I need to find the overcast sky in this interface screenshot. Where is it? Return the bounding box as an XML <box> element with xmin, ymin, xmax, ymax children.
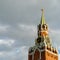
<box><xmin>0</xmin><ymin>0</ymin><xmax>60</xmax><ymax>60</ymax></box>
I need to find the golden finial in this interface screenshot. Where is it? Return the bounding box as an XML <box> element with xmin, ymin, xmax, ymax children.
<box><xmin>40</xmin><ymin>8</ymin><xmax>45</xmax><ymax>24</ymax></box>
<box><xmin>41</xmin><ymin>9</ymin><xmax>44</xmax><ymax>14</ymax></box>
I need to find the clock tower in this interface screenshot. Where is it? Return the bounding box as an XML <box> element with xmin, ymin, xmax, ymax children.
<box><xmin>28</xmin><ymin>9</ymin><xmax>58</xmax><ymax>60</ymax></box>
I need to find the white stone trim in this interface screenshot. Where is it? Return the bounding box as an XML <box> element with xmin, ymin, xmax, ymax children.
<box><xmin>40</xmin><ymin>51</ymin><xmax>41</xmax><ymax>60</ymax></box>
<box><xmin>28</xmin><ymin>47</ymin><xmax>42</xmax><ymax>60</ymax></box>
<box><xmin>28</xmin><ymin>49</ymin><xmax>58</xmax><ymax>56</ymax></box>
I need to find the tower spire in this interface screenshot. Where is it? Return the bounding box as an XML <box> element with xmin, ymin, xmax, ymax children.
<box><xmin>40</xmin><ymin>9</ymin><xmax>46</xmax><ymax>24</ymax></box>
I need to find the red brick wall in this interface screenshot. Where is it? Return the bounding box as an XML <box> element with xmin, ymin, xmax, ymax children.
<box><xmin>41</xmin><ymin>50</ymin><xmax>58</xmax><ymax>60</ymax></box>
<box><xmin>45</xmin><ymin>50</ymin><xmax>58</xmax><ymax>60</ymax></box>
<box><xmin>34</xmin><ymin>49</ymin><xmax>40</xmax><ymax>60</ymax></box>
<box><xmin>28</xmin><ymin>50</ymin><xmax>58</xmax><ymax>60</ymax></box>
<box><xmin>28</xmin><ymin>55</ymin><xmax>32</xmax><ymax>60</ymax></box>
<box><xmin>41</xmin><ymin>51</ymin><xmax>46</xmax><ymax>60</ymax></box>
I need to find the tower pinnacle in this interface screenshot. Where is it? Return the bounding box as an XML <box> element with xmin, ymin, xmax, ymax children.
<box><xmin>40</xmin><ymin>9</ymin><xmax>46</xmax><ymax>24</ymax></box>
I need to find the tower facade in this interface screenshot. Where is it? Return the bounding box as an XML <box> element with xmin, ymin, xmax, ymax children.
<box><xmin>28</xmin><ymin>9</ymin><xmax>58</xmax><ymax>60</ymax></box>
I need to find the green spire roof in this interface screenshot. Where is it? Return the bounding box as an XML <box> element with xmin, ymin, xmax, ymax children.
<box><xmin>40</xmin><ymin>9</ymin><xmax>46</xmax><ymax>24</ymax></box>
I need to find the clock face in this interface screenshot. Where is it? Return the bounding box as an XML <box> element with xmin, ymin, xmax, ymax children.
<box><xmin>37</xmin><ymin>36</ymin><xmax>44</xmax><ymax>44</ymax></box>
<box><xmin>37</xmin><ymin>39</ymin><xmax>41</xmax><ymax>43</ymax></box>
<box><xmin>37</xmin><ymin>37</ymin><xmax>41</xmax><ymax>43</ymax></box>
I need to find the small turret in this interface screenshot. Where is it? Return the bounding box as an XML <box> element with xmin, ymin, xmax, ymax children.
<box><xmin>38</xmin><ymin>9</ymin><xmax>48</xmax><ymax>37</ymax></box>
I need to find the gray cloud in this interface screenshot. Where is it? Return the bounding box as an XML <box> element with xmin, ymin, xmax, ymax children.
<box><xmin>0</xmin><ymin>0</ymin><xmax>60</xmax><ymax>60</ymax></box>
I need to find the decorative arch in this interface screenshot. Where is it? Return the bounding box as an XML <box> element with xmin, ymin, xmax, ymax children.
<box><xmin>34</xmin><ymin>49</ymin><xmax>40</xmax><ymax>60</ymax></box>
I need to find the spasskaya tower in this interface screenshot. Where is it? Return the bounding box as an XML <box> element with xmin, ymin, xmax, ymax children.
<box><xmin>28</xmin><ymin>9</ymin><xmax>58</xmax><ymax>60</ymax></box>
